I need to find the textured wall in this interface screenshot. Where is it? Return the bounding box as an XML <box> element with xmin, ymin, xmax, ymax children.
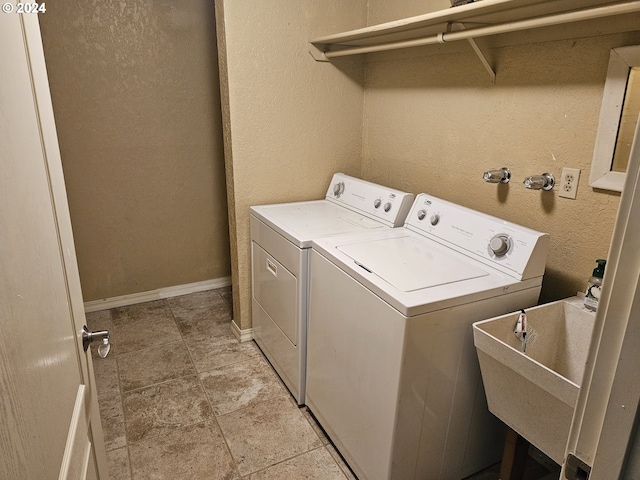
<box><xmin>367</xmin><ymin>0</ymin><xmax>450</xmax><ymax>24</ymax></box>
<box><xmin>45</xmin><ymin>0</ymin><xmax>639</xmax><ymax>318</ymax></box>
<box><xmin>215</xmin><ymin>0</ymin><xmax>367</xmax><ymax>329</ymax></box>
<box><xmin>39</xmin><ymin>0</ymin><xmax>230</xmax><ymax>301</ymax></box>
<box><xmin>361</xmin><ymin>30</ymin><xmax>640</xmax><ymax>303</ymax></box>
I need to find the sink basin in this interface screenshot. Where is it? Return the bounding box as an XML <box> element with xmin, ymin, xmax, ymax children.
<box><xmin>473</xmin><ymin>297</ymin><xmax>596</xmax><ymax>464</ymax></box>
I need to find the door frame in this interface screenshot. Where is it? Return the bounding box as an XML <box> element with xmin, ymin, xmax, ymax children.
<box><xmin>563</xmin><ymin>115</ymin><xmax>640</xmax><ymax>478</ymax></box>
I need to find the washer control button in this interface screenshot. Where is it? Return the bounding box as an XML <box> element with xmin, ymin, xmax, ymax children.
<box><xmin>417</xmin><ymin>209</ymin><xmax>427</xmax><ymax>220</ymax></box>
<box><xmin>384</xmin><ymin>202</ymin><xmax>392</xmax><ymax>212</ymax></box>
<box><xmin>430</xmin><ymin>214</ymin><xmax>440</xmax><ymax>226</ymax></box>
<box><xmin>374</xmin><ymin>198</ymin><xmax>382</xmax><ymax>209</ymax></box>
<box><xmin>333</xmin><ymin>182</ymin><xmax>345</xmax><ymax>197</ymax></box>
<box><xmin>489</xmin><ymin>234</ymin><xmax>511</xmax><ymax>256</ymax></box>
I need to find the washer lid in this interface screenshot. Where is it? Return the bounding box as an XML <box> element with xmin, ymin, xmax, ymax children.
<box><xmin>337</xmin><ymin>235</ymin><xmax>489</xmax><ymax>292</ymax></box>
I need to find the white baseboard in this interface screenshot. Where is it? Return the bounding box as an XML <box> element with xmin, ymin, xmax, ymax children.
<box><xmin>231</xmin><ymin>319</ymin><xmax>254</xmax><ymax>343</ymax></box>
<box><xmin>83</xmin><ymin>277</ymin><xmax>232</xmax><ymax>313</ymax></box>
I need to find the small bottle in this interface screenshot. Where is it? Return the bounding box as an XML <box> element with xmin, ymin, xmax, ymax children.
<box><xmin>584</xmin><ymin>259</ymin><xmax>606</xmax><ymax>311</ymax></box>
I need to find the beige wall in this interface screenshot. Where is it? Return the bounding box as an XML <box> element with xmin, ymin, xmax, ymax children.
<box><xmin>361</xmin><ymin>29</ymin><xmax>640</xmax><ymax>303</ymax></box>
<box><xmin>215</xmin><ymin>0</ymin><xmax>367</xmax><ymax>329</ymax></box>
<box><xmin>367</xmin><ymin>0</ymin><xmax>451</xmax><ymax>24</ymax></box>
<box><xmin>39</xmin><ymin>0</ymin><xmax>230</xmax><ymax>301</ymax></box>
<box><xmin>40</xmin><ymin>0</ymin><xmax>640</xmax><ymax>320</ymax></box>
<box><xmin>218</xmin><ymin>2</ymin><xmax>640</xmax><ymax>329</ymax></box>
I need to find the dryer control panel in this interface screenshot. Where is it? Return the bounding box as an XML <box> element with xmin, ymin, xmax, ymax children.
<box><xmin>325</xmin><ymin>173</ymin><xmax>414</xmax><ymax>228</ymax></box>
<box><xmin>405</xmin><ymin>194</ymin><xmax>550</xmax><ymax>280</ymax></box>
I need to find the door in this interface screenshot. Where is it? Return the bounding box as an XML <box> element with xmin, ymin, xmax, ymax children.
<box><xmin>0</xmin><ymin>12</ymin><xmax>107</xmax><ymax>480</ymax></box>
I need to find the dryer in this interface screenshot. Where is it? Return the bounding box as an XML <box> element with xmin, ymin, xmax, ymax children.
<box><xmin>250</xmin><ymin>173</ymin><xmax>413</xmax><ymax>405</ymax></box>
<box><xmin>306</xmin><ymin>193</ymin><xmax>550</xmax><ymax>480</ymax></box>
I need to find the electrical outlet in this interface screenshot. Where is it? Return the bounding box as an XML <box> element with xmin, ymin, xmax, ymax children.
<box><xmin>559</xmin><ymin>167</ymin><xmax>581</xmax><ymax>199</ymax></box>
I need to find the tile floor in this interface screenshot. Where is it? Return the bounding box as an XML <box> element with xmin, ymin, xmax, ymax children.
<box><xmin>88</xmin><ymin>287</ymin><xmax>557</xmax><ymax>480</ymax></box>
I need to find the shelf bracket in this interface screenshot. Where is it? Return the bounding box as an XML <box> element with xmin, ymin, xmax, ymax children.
<box><xmin>450</xmin><ymin>22</ymin><xmax>495</xmax><ymax>84</ymax></box>
<box><xmin>309</xmin><ymin>43</ymin><xmax>329</xmax><ymax>62</ymax></box>
<box><xmin>467</xmin><ymin>37</ymin><xmax>496</xmax><ymax>84</ymax></box>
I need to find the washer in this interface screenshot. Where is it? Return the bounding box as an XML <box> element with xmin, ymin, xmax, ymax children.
<box><xmin>306</xmin><ymin>193</ymin><xmax>550</xmax><ymax>480</ymax></box>
<box><xmin>250</xmin><ymin>173</ymin><xmax>414</xmax><ymax>405</ymax></box>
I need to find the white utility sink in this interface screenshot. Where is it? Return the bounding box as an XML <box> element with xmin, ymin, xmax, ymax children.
<box><xmin>473</xmin><ymin>297</ymin><xmax>596</xmax><ymax>465</ymax></box>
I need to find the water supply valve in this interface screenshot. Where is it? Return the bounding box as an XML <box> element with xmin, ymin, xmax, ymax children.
<box><xmin>483</xmin><ymin>167</ymin><xmax>511</xmax><ymax>184</ymax></box>
<box><xmin>523</xmin><ymin>172</ymin><xmax>555</xmax><ymax>191</ymax></box>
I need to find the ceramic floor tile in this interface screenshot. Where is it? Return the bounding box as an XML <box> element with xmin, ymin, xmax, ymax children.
<box><xmin>182</xmin><ymin>318</ymin><xmax>232</xmax><ymax>339</ymax></box>
<box><xmin>112</xmin><ymin>299</ymin><xmax>168</xmax><ymax>318</ymax></box>
<box><xmin>220</xmin><ymin>289</ymin><xmax>233</xmax><ymax>313</ymax></box>
<box><xmin>92</xmin><ymin>355</ymin><xmax>120</xmax><ymax>399</ymax></box>
<box><xmin>301</xmin><ymin>406</ymin><xmax>330</xmax><ymax>446</ymax></box>
<box><xmin>94</xmin><ymin>289</ymin><xmax>552</xmax><ymax>480</ymax></box>
<box><xmin>173</xmin><ymin>308</ymin><xmax>233</xmax><ymax>337</ymax></box>
<box><xmin>172</xmin><ymin>307</ymin><xmax>232</xmax><ymax>336</ymax></box>
<box><xmin>167</xmin><ymin>290</ymin><xmax>229</xmax><ymax>313</ymax></box>
<box><xmin>106</xmin><ymin>446</ymin><xmax>131</xmax><ymax>480</ymax></box>
<box><xmin>117</xmin><ymin>341</ymin><xmax>195</xmax><ymax>392</ymax></box>
<box><xmin>98</xmin><ymin>394</ymin><xmax>126</xmax><ymax>451</ymax></box>
<box><xmin>89</xmin><ymin>290</ymin><xmax>374</xmax><ymax>479</ymax></box>
<box><xmin>216</xmin><ymin>286</ymin><xmax>232</xmax><ymax>297</ymax></box>
<box><xmin>326</xmin><ymin>444</ymin><xmax>359</xmax><ymax>480</ymax></box>
<box><xmin>248</xmin><ymin>446</ymin><xmax>347</xmax><ymax>479</ymax></box>
<box><xmin>86</xmin><ymin>309</ymin><xmax>113</xmax><ymax>330</ymax></box>
<box><xmin>123</xmin><ymin>375</ymin><xmax>214</xmax><ymax>443</ymax></box>
<box><xmin>200</xmin><ymin>357</ymin><xmax>287</xmax><ymax>416</ymax></box>
<box><xmin>112</xmin><ymin>300</ymin><xmax>181</xmax><ymax>354</ymax></box>
<box><xmin>185</xmin><ymin>331</ymin><xmax>261</xmax><ymax>373</ymax></box>
<box><xmin>217</xmin><ymin>395</ymin><xmax>322</xmax><ymax>476</ymax></box>
<box><xmin>128</xmin><ymin>422</ymin><xmax>239</xmax><ymax>480</ymax></box>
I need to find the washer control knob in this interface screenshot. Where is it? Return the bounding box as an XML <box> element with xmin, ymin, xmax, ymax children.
<box><xmin>383</xmin><ymin>202</ymin><xmax>392</xmax><ymax>212</ymax></box>
<box><xmin>489</xmin><ymin>235</ymin><xmax>510</xmax><ymax>256</ymax></box>
<box><xmin>430</xmin><ymin>214</ymin><xmax>440</xmax><ymax>226</ymax></box>
<box><xmin>374</xmin><ymin>198</ymin><xmax>382</xmax><ymax>209</ymax></box>
<box><xmin>333</xmin><ymin>182</ymin><xmax>345</xmax><ymax>197</ymax></box>
<box><xmin>417</xmin><ymin>209</ymin><xmax>427</xmax><ymax>220</ymax></box>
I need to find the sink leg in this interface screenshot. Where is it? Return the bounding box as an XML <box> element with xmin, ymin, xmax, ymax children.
<box><xmin>499</xmin><ymin>428</ymin><xmax>529</xmax><ymax>480</ymax></box>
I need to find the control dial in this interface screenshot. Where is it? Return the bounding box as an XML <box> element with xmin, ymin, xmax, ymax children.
<box><xmin>417</xmin><ymin>209</ymin><xmax>426</xmax><ymax>220</ymax></box>
<box><xmin>374</xmin><ymin>198</ymin><xmax>382</xmax><ymax>209</ymax></box>
<box><xmin>489</xmin><ymin>234</ymin><xmax>511</xmax><ymax>257</ymax></box>
<box><xmin>333</xmin><ymin>182</ymin><xmax>345</xmax><ymax>198</ymax></box>
<box><xmin>430</xmin><ymin>214</ymin><xmax>440</xmax><ymax>226</ymax></box>
<box><xmin>384</xmin><ymin>202</ymin><xmax>392</xmax><ymax>212</ymax></box>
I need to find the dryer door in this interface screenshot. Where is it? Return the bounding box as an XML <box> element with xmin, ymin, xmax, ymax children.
<box><xmin>252</xmin><ymin>242</ymin><xmax>298</xmax><ymax>345</ymax></box>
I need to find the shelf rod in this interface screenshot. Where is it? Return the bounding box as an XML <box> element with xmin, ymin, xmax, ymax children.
<box><xmin>320</xmin><ymin>0</ymin><xmax>640</xmax><ymax>59</ymax></box>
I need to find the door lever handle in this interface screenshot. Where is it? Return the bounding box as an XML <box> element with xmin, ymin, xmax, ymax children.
<box><xmin>82</xmin><ymin>325</ymin><xmax>111</xmax><ymax>358</ymax></box>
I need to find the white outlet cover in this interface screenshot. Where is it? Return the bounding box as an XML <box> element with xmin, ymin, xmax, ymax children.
<box><xmin>559</xmin><ymin>167</ymin><xmax>581</xmax><ymax>199</ymax></box>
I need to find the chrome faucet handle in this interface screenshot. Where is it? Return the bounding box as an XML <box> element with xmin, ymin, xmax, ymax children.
<box><xmin>483</xmin><ymin>168</ymin><xmax>511</xmax><ymax>184</ymax></box>
<box><xmin>523</xmin><ymin>172</ymin><xmax>555</xmax><ymax>191</ymax></box>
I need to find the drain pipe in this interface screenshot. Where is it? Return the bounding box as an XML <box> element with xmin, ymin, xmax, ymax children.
<box><xmin>320</xmin><ymin>1</ymin><xmax>640</xmax><ymax>59</ymax></box>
